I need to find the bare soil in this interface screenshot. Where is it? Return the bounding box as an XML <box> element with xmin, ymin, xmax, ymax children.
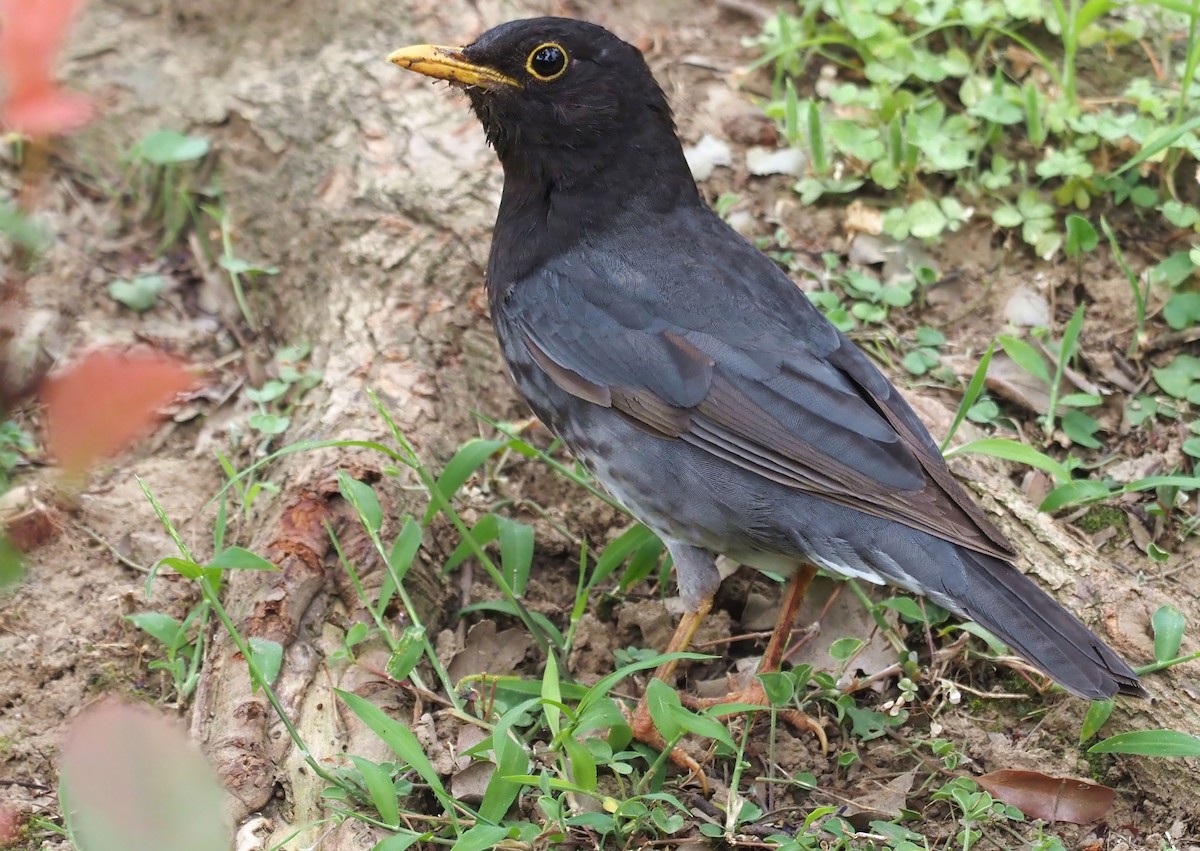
<box><xmin>2</xmin><ymin>1</ymin><xmax>1199</xmax><ymax>849</ymax></box>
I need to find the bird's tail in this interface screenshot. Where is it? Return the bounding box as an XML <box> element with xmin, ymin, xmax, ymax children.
<box><xmin>952</xmin><ymin>551</ymin><xmax>1146</xmax><ymax>700</ymax></box>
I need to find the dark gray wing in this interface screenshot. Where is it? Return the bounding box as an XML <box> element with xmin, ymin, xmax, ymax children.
<box><xmin>508</xmin><ymin>250</ymin><xmax>1016</xmax><ymax>562</ymax></box>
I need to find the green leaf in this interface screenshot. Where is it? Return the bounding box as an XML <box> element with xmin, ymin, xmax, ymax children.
<box><xmin>1064</xmin><ymin>215</ymin><xmax>1098</xmax><ymax>257</ymax></box>
<box><xmin>946</xmin><ymin>437</ymin><xmax>1071</xmax><ymax>482</ymax></box>
<box><xmin>423</xmin><ymin>439</ymin><xmax>507</xmax><ymax>524</ymax></box>
<box><xmin>591</xmin><ymin>524</ymin><xmax>658</xmax><ymax>587</ymax></box>
<box><xmin>947</xmin><ymin>621</ymin><xmax>1007</xmax><ymax>655</ymax></box>
<box><xmin>576</xmin><ymin>652</ymin><xmax>709</xmax><ymax>718</ymax></box>
<box><xmin>108</xmin><ymin>275</ymin><xmax>169</xmax><ymax>312</ymax></box>
<box><xmin>680</xmin><ymin>708</ymin><xmax>736</xmax><ymax>751</ymax></box>
<box><xmin>877</xmin><ymin>597</ymin><xmax>928</xmax><ymax>623</ymax></box>
<box><xmin>998</xmin><ymin>336</ymin><xmax>1051</xmax><ymax>383</ymax></box>
<box><xmin>133</xmin><ymin>129</ymin><xmax>211</xmax><ymax>164</ymax></box>
<box><xmin>380</xmin><ymin>516</ymin><xmax>422</xmax><ymax>609</ymax></box>
<box><xmin>807</xmin><ymin>98</ymin><xmax>828</xmax><ymax>174</ymax></box>
<box><xmin>0</xmin><ymin>201</ymin><xmax>46</xmax><ymax>250</ymax></box>
<box><xmin>916</xmin><ymin>326</ymin><xmax>946</xmax><ymax>347</ymax></box>
<box><xmin>1153</xmin><ymin>355</ymin><xmax>1200</xmax><ymax>398</ymax></box>
<box><xmin>1079</xmin><ymin>699</ymin><xmax>1114</xmax><ymax>744</ymax></box>
<box><xmin>563</xmin><ymin>735</ymin><xmax>597</xmax><ymax>793</ymax></box>
<box><xmin>158</xmin><ymin>555</ymin><xmax>203</xmax><ymax>579</ymax></box>
<box><xmin>450</xmin><ymin>825</ymin><xmax>511</xmax><ymax>851</ymax></box>
<box><xmin>344</xmin><ymin>622</ymin><xmax>370</xmax><ymax>648</ymax></box>
<box><xmin>1089</xmin><ymin>730</ymin><xmax>1200</xmax><ymax>757</ymax></box>
<box><xmin>969</xmin><ymin>94</ymin><xmax>1022</xmax><ymax>124</ymax></box>
<box><xmin>1113</xmin><ymin>113</ymin><xmax>1200</xmax><ymax>176</ymax></box>
<box><xmin>248</xmin><ymin>637</ymin><xmax>283</xmax><ymax>687</ymax></box>
<box><xmin>829</xmin><ymin>637</ymin><xmax>865</xmax><ymax>662</ymax></box>
<box><xmin>1163</xmin><ymin>293</ymin><xmax>1200</xmax><ymax>331</ymax></box>
<box><xmin>992</xmin><ymin>205</ymin><xmax>1023</xmax><ymax>228</ymax></box>
<box><xmin>903</xmin><ymin>350</ymin><xmax>931</xmax><ymax>375</ymax></box>
<box><xmin>126</xmin><ymin>612</ymin><xmax>185</xmax><ymax>649</ymax></box>
<box><xmin>373</xmin><ymin>833</ymin><xmax>425</xmax><ymax>851</ymax></box>
<box><xmin>350</xmin><ymin>755</ymin><xmax>400</xmax><ymax>828</ymax></box>
<box><xmin>248</xmin><ymin>413</ymin><xmax>290</xmax><ymax>435</ymax></box>
<box><xmin>942</xmin><ymin>343</ymin><xmax>995</xmax><ymax>451</ymax></box>
<box><xmin>338</xmin><ymin>471</ymin><xmax>383</xmax><ymax>533</ymax></box>
<box><xmin>644</xmin><ymin>678</ymin><xmax>683</xmax><ymax>741</ymax></box>
<box><xmin>385</xmin><ymin>626</ymin><xmax>427</xmax><ymax>681</ymax></box>
<box><xmin>1151</xmin><ymin>605</ymin><xmax>1186</xmax><ymax>664</ymax></box>
<box><xmin>1149</xmin><ymin>251</ymin><xmax>1197</xmax><ymax>289</ymax></box>
<box><xmin>756</xmin><ymin>671</ymin><xmax>795</xmax><ymax>706</ymax></box>
<box><xmin>497</xmin><ymin>517</ymin><xmax>534</xmax><ymax>598</ymax></box>
<box><xmin>336</xmin><ymin>688</ymin><xmax>453</xmax><ymax>810</ymax></box>
<box><xmin>209</xmin><ymin>546</ymin><xmax>277</xmax><ymax>571</ymax></box>
<box><xmin>244</xmin><ymin>380</ymin><xmax>289</xmax><ymax>404</ymax></box>
<box><xmin>478</xmin><ymin>700</ymin><xmax>534</xmax><ymax>823</ymax></box>
<box><xmin>1040</xmin><ymin>479</ymin><xmax>1112</xmax><ymax>513</ymax></box>
<box><xmin>218</xmin><ymin>255</ymin><xmax>278</xmax><ymax>276</ymax></box>
<box><xmin>1061</xmin><ymin>410</ymin><xmax>1102</xmax><ymax>449</ymax></box>
<box><xmin>908</xmin><ymin>199</ymin><xmax>949</xmax><ymax>239</ymax></box>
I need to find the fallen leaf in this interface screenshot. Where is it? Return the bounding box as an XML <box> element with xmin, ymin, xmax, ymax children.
<box><xmin>0</xmin><ymin>0</ymin><xmax>92</xmax><ymax>136</ymax></box>
<box><xmin>840</xmin><ymin>769</ymin><xmax>916</xmax><ymax>828</ymax></box>
<box><xmin>61</xmin><ymin>701</ymin><xmax>231</xmax><ymax>851</ymax></box>
<box><xmin>976</xmin><ymin>769</ymin><xmax>1115</xmax><ymax>824</ymax></box>
<box><xmin>986</xmin><ymin>352</ymin><xmax>1051</xmax><ymax>414</ymax></box>
<box><xmin>446</xmin><ymin>619</ymin><xmax>532</xmax><ymax>684</ymax></box>
<box><xmin>40</xmin><ymin>348</ymin><xmax>196</xmax><ymax>477</ymax></box>
<box><xmin>789</xmin><ymin>576</ymin><xmax>898</xmax><ymax>679</ymax></box>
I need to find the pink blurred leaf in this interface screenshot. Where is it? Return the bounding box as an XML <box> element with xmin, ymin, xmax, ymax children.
<box><xmin>977</xmin><ymin>769</ymin><xmax>1115</xmax><ymax>824</ymax></box>
<box><xmin>61</xmin><ymin>701</ymin><xmax>230</xmax><ymax>851</ymax></box>
<box><xmin>41</xmin><ymin>349</ymin><xmax>196</xmax><ymax>476</ymax></box>
<box><xmin>0</xmin><ymin>0</ymin><xmax>92</xmax><ymax>136</ymax></box>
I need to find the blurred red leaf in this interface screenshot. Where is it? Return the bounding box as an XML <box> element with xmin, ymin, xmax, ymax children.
<box><xmin>62</xmin><ymin>701</ymin><xmax>231</xmax><ymax>851</ymax></box>
<box><xmin>41</xmin><ymin>349</ymin><xmax>195</xmax><ymax>476</ymax></box>
<box><xmin>977</xmin><ymin>769</ymin><xmax>1116</xmax><ymax>825</ymax></box>
<box><xmin>0</xmin><ymin>804</ymin><xmax>21</xmax><ymax>845</ymax></box>
<box><xmin>0</xmin><ymin>0</ymin><xmax>92</xmax><ymax>136</ymax></box>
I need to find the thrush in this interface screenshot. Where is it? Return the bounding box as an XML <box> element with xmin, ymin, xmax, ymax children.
<box><xmin>389</xmin><ymin>17</ymin><xmax>1146</xmax><ymax>764</ymax></box>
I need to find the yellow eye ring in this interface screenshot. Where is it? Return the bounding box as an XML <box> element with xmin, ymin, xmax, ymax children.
<box><xmin>526</xmin><ymin>43</ymin><xmax>568</xmax><ymax>81</ymax></box>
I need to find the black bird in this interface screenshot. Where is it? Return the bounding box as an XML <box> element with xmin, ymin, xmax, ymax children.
<box><xmin>389</xmin><ymin>17</ymin><xmax>1145</xmax><ymax>759</ymax></box>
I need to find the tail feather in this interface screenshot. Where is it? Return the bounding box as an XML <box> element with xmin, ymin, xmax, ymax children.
<box><xmin>950</xmin><ymin>551</ymin><xmax>1146</xmax><ymax>700</ymax></box>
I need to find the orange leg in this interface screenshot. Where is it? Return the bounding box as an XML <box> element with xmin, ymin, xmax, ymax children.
<box><xmin>680</xmin><ymin>563</ymin><xmax>828</xmax><ymax>752</ymax></box>
<box><xmin>629</xmin><ymin>598</ymin><xmax>712</xmax><ymax>779</ymax></box>
<box><xmin>629</xmin><ymin>563</ymin><xmax>829</xmax><ymax>785</ymax></box>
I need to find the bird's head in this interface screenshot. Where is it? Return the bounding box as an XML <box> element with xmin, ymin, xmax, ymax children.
<box><xmin>389</xmin><ymin>18</ymin><xmax>686</xmax><ymax>190</ymax></box>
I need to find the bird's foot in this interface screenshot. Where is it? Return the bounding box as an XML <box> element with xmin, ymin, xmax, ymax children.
<box><xmin>679</xmin><ymin>677</ymin><xmax>829</xmax><ymax>753</ymax></box>
<box><xmin>626</xmin><ymin>698</ymin><xmax>708</xmax><ymax>789</ymax></box>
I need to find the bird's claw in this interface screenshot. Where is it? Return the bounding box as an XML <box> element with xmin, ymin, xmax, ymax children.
<box><xmin>623</xmin><ymin>698</ymin><xmax>709</xmax><ymax>791</ymax></box>
<box><xmin>678</xmin><ymin>678</ymin><xmax>830</xmax><ymax>753</ymax></box>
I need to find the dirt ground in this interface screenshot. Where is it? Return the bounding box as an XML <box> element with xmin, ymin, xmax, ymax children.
<box><xmin>2</xmin><ymin>0</ymin><xmax>1200</xmax><ymax>849</ymax></box>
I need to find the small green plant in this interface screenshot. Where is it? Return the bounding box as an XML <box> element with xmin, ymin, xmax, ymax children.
<box><xmin>754</xmin><ymin>0</ymin><xmax>1200</xmax><ymax>256</ymax></box>
<box><xmin>126</xmin><ymin>129</ymin><xmax>213</xmax><ymax>250</ymax></box>
<box><xmin>931</xmin><ymin>776</ymin><xmax>1025</xmax><ymax>850</ymax></box>
<box><xmin>802</xmin><ymin>252</ymin><xmax>932</xmax><ymax>332</ymax></box>
<box><xmin>126</xmin><ymin>602</ymin><xmax>209</xmax><ymax>701</ymax></box>
<box><xmin>0</xmin><ymin>418</ymin><xmax>34</xmax><ymax>490</ymax></box>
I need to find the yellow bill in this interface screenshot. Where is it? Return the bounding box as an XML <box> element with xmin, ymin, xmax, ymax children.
<box><xmin>388</xmin><ymin>44</ymin><xmax>521</xmax><ymax>89</ymax></box>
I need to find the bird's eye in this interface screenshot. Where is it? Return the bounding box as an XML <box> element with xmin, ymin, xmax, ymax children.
<box><xmin>526</xmin><ymin>43</ymin><xmax>568</xmax><ymax>81</ymax></box>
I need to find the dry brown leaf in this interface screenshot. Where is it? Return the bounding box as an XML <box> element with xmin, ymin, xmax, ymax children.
<box><xmin>986</xmin><ymin>352</ymin><xmax>1051</xmax><ymax>415</ymax></box>
<box><xmin>841</xmin><ymin>769</ymin><xmax>916</xmax><ymax>828</ymax></box>
<box><xmin>447</xmin><ymin>619</ymin><xmax>532</xmax><ymax>684</ymax></box>
<box><xmin>977</xmin><ymin>769</ymin><xmax>1115</xmax><ymax>824</ymax></box>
